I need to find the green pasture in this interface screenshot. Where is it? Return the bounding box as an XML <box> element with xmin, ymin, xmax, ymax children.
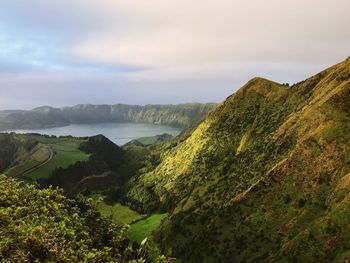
<box><xmin>128</xmin><ymin>213</ymin><xmax>168</xmax><ymax>244</ymax></box>
<box><xmin>91</xmin><ymin>194</ymin><xmax>143</xmax><ymax>225</ymax></box>
<box><xmin>25</xmin><ymin>136</ymin><xmax>89</xmax><ymax>180</ymax></box>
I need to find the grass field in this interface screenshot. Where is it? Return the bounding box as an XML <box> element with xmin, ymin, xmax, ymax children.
<box><xmin>25</xmin><ymin>136</ymin><xmax>89</xmax><ymax>180</ymax></box>
<box><xmin>91</xmin><ymin>194</ymin><xmax>143</xmax><ymax>224</ymax></box>
<box><xmin>5</xmin><ymin>144</ymin><xmax>51</xmax><ymax>177</ymax></box>
<box><xmin>90</xmin><ymin>195</ymin><xmax>166</xmax><ymax>244</ymax></box>
<box><xmin>128</xmin><ymin>213</ymin><xmax>168</xmax><ymax>244</ymax></box>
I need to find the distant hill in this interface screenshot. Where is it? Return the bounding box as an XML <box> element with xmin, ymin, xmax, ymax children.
<box><xmin>125</xmin><ymin>57</ymin><xmax>350</xmax><ymax>262</ymax></box>
<box><xmin>0</xmin><ymin>103</ymin><xmax>217</xmax><ymax>130</ymax></box>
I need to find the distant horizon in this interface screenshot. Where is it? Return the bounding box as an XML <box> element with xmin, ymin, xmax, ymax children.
<box><xmin>0</xmin><ymin>101</ymin><xmax>219</xmax><ymax>111</ymax></box>
<box><xmin>1</xmin><ymin>55</ymin><xmax>348</xmax><ymax>111</ymax></box>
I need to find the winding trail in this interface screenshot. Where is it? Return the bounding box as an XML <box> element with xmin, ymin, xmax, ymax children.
<box><xmin>18</xmin><ymin>145</ymin><xmax>54</xmax><ymax>178</ymax></box>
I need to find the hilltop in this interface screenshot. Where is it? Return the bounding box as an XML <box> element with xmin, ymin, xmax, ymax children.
<box><xmin>125</xmin><ymin>57</ymin><xmax>350</xmax><ymax>262</ymax></box>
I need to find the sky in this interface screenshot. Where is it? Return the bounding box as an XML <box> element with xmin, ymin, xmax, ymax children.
<box><xmin>0</xmin><ymin>0</ymin><xmax>349</xmax><ymax>110</ymax></box>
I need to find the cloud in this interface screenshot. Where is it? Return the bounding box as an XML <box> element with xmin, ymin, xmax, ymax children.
<box><xmin>0</xmin><ymin>0</ymin><xmax>349</xmax><ymax>108</ymax></box>
<box><xmin>71</xmin><ymin>0</ymin><xmax>350</xmax><ymax>67</ymax></box>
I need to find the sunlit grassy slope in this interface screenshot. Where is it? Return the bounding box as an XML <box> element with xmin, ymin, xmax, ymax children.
<box><xmin>126</xmin><ymin>57</ymin><xmax>350</xmax><ymax>262</ymax></box>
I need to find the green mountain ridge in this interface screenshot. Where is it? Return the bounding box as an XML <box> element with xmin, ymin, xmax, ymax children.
<box><xmin>125</xmin><ymin>57</ymin><xmax>350</xmax><ymax>262</ymax></box>
<box><xmin>0</xmin><ymin>103</ymin><xmax>217</xmax><ymax>130</ymax></box>
<box><xmin>1</xmin><ymin>57</ymin><xmax>350</xmax><ymax>262</ymax></box>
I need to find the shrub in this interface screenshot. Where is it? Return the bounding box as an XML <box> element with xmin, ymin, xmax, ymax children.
<box><xmin>0</xmin><ymin>175</ymin><xmax>150</xmax><ymax>262</ymax></box>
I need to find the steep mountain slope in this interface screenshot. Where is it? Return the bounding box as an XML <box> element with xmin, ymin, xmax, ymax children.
<box><xmin>0</xmin><ymin>103</ymin><xmax>216</xmax><ymax>130</ymax></box>
<box><xmin>126</xmin><ymin>57</ymin><xmax>350</xmax><ymax>262</ymax></box>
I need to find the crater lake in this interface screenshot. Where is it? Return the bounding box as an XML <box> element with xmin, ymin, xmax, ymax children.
<box><xmin>7</xmin><ymin>122</ymin><xmax>182</xmax><ymax>145</ymax></box>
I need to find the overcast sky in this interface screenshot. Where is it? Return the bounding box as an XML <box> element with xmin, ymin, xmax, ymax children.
<box><xmin>0</xmin><ymin>0</ymin><xmax>349</xmax><ymax>109</ymax></box>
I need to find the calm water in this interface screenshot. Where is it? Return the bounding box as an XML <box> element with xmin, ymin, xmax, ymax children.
<box><xmin>8</xmin><ymin>123</ymin><xmax>182</xmax><ymax>146</ymax></box>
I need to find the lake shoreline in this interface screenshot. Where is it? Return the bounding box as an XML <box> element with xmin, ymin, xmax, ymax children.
<box><xmin>4</xmin><ymin>122</ymin><xmax>183</xmax><ymax>146</ymax></box>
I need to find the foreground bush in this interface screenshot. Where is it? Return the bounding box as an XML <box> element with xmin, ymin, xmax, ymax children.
<box><xmin>0</xmin><ymin>174</ymin><xmax>148</xmax><ymax>262</ymax></box>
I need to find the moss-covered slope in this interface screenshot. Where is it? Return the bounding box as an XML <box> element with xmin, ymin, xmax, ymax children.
<box><xmin>126</xmin><ymin>57</ymin><xmax>350</xmax><ymax>262</ymax></box>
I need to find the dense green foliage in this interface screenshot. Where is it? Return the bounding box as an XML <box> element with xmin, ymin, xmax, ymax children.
<box><xmin>125</xmin><ymin>57</ymin><xmax>350</xmax><ymax>262</ymax></box>
<box><xmin>0</xmin><ymin>175</ymin><xmax>152</xmax><ymax>262</ymax></box>
<box><xmin>0</xmin><ymin>103</ymin><xmax>216</xmax><ymax>130</ymax></box>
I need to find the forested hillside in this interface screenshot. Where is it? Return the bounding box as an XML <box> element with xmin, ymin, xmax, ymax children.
<box><xmin>0</xmin><ymin>103</ymin><xmax>216</xmax><ymax>130</ymax></box>
<box><xmin>126</xmin><ymin>57</ymin><xmax>350</xmax><ymax>262</ymax></box>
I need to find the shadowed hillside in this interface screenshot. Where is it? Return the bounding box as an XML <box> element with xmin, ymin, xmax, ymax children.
<box><xmin>126</xmin><ymin>57</ymin><xmax>350</xmax><ymax>262</ymax></box>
